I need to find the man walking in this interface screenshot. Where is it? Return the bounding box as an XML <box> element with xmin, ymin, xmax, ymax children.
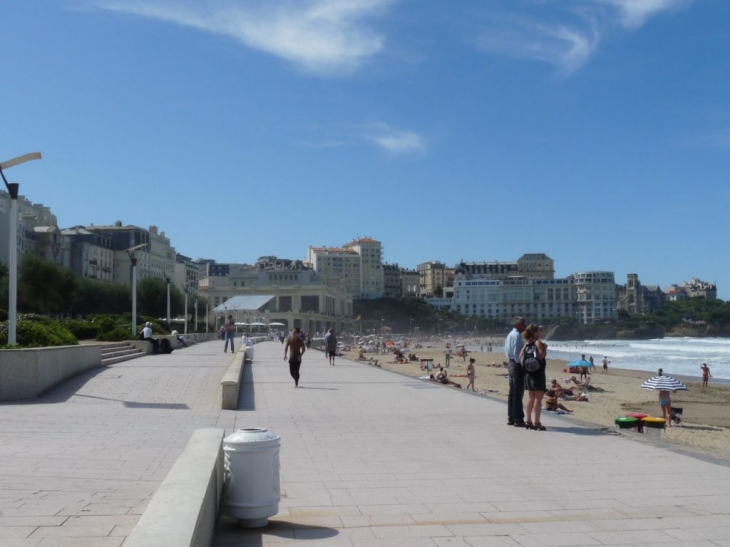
<box><xmin>223</xmin><ymin>314</ymin><xmax>236</xmax><ymax>353</ymax></box>
<box><xmin>505</xmin><ymin>316</ymin><xmax>527</xmax><ymax>427</ymax></box>
<box><xmin>324</xmin><ymin>328</ymin><xmax>337</xmax><ymax>366</ymax></box>
<box><xmin>284</xmin><ymin>327</ymin><xmax>306</xmax><ymax>387</ymax></box>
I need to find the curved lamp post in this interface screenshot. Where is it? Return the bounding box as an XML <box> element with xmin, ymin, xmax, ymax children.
<box><xmin>125</xmin><ymin>243</ymin><xmax>148</xmax><ymax>336</ymax></box>
<box><xmin>0</xmin><ymin>152</ymin><xmax>42</xmax><ymax>345</ymax></box>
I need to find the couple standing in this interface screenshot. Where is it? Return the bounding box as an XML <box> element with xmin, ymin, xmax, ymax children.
<box><xmin>505</xmin><ymin>316</ymin><xmax>548</xmax><ymax>430</ymax></box>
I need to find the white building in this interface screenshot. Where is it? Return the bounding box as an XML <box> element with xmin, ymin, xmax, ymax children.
<box><xmin>199</xmin><ymin>260</ymin><xmax>353</xmax><ymax>333</ymax></box>
<box><xmin>61</xmin><ymin>226</ymin><xmax>114</xmax><ymax>281</ymax></box>
<box><xmin>307</xmin><ymin>237</ymin><xmax>384</xmax><ymax>299</ymax></box>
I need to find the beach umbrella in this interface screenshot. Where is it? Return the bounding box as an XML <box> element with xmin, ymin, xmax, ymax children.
<box><xmin>640</xmin><ymin>375</ymin><xmax>688</xmax><ymax>392</ymax></box>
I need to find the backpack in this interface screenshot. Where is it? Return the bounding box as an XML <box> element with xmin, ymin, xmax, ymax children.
<box><xmin>159</xmin><ymin>338</ymin><xmax>174</xmax><ymax>354</ymax></box>
<box><xmin>521</xmin><ymin>343</ymin><xmax>541</xmax><ymax>373</ymax></box>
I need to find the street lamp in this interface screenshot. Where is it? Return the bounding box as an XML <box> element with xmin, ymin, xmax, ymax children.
<box><xmin>162</xmin><ymin>271</ymin><xmax>171</xmax><ymax>327</ymax></box>
<box><xmin>180</xmin><ymin>279</ymin><xmax>197</xmax><ymax>335</ymax></box>
<box><xmin>125</xmin><ymin>243</ymin><xmax>148</xmax><ymax>337</ymax></box>
<box><xmin>0</xmin><ymin>152</ymin><xmax>42</xmax><ymax>345</ymax></box>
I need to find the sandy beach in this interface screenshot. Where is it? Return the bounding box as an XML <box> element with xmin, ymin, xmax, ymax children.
<box><xmin>340</xmin><ymin>338</ymin><xmax>730</xmax><ymax>461</ymax></box>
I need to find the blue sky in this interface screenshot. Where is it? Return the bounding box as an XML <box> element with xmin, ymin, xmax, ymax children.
<box><xmin>3</xmin><ymin>0</ymin><xmax>729</xmax><ymax>298</ymax></box>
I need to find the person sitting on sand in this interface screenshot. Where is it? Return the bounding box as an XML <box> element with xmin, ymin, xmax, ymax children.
<box><xmin>358</xmin><ymin>347</ymin><xmax>366</xmax><ymax>360</ymax></box>
<box><xmin>429</xmin><ymin>370</ymin><xmax>462</xmax><ymax>389</ymax></box>
<box><xmin>551</xmin><ymin>379</ymin><xmax>574</xmax><ymax>396</ymax></box>
<box><xmin>544</xmin><ymin>389</ymin><xmax>573</xmax><ymax>413</ymax></box>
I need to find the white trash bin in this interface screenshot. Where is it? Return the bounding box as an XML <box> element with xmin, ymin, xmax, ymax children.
<box><xmin>244</xmin><ymin>345</ymin><xmax>254</xmax><ymax>363</ymax></box>
<box><xmin>224</xmin><ymin>428</ymin><xmax>281</xmax><ymax>528</ymax></box>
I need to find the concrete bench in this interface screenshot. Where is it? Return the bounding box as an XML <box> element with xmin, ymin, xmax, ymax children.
<box><xmin>125</xmin><ymin>428</ymin><xmax>225</xmax><ymax>547</ymax></box>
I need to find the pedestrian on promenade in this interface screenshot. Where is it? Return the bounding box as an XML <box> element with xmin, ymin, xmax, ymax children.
<box><xmin>520</xmin><ymin>324</ymin><xmax>547</xmax><ymax>431</ymax></box>
<box><xmin>223</xmin><ymin>315</ymin><xmax>235</xmax><ymax>353</ymax></box>
<box><xmin>505</xmin><ymin>316</ymin><xmax>527</xmax><ymax>427</ymax></box>
<box><xmin>701</xmin><ymin>363</ymin><xmax>712</xmax><ymax>388</ymax></box>
<box><xmin>285</xmin><ymin>327</ymin><xmax>307</xmax><ymax>387</ymax></box>
<box><xmin>324</xmin><ymin>328</ymin><xmax>337</xmax><ymax>365</ymax></box>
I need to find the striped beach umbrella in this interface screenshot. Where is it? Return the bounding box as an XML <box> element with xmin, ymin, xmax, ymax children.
<box><xmin>640</xmin><ymin>375</ymin><xmax>688</xmax><ymax>391</ymax></box>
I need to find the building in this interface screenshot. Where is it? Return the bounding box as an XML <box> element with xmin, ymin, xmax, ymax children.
<box><xmin>617</xmin><ymin>274</ymin><xmax>665</xmax><ymax>315</ymax></box>
<box><xmin>382</xmin><ymin>263</ymin><xmax>420</xmax><ymax>299</ymax></box>
<box><xmin>342</xmin><ymin>237</ymin><xmax>384</xmax><ymax>299</ymax></box>
<box><xmin>199</xmin><ymin>259</ymin><xmax>352</xmax><ymax>333</ymax></box>
<box><xmin>84</xmin><ymin>222</ymin><xmax>177</xmax><ymax>286</ymax></box>
<box><xmin>418</xmin><ymin>261</ymin><xmax>448</xmax><ymax>297</ymax></box>
<box><xmin>0</xmin><ymin>189</ymin><xmax>66</xmax><ymax>267</ymax></box>
<box><xmin>682</xmin><ymin>278</ymin><xmax>717</xmax><ymax>300</ymax></box>
<box><xmin>306</xmin><ymin>246</ymin><xmax>359</xmax><ymax>297</ymax></box>
<box><xmin>307</xmin><ymin>237</ymin><xmax>384</xmax><ymax>299</ymax></box>
<box><xmin>61</xmin><ymin>226</ymin><xmax>114</xmax><ymax>281</ymax></box>
<box><xmin>573</xmin><ymin>271</ymin><xmax>619</xmax><ymax>324</ymax></box>
<box><xmin>455</xmin><ymin>253</ymin><xmax>555</xmax><ymax>280</ymax></box>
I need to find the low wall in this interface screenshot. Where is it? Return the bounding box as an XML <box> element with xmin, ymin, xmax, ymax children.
<box><xmin>220</xmin><ymin>337</ymin><xmax>266</xmax><ymax>410</ymax></box>
<box><xmin>135</xmin><ymin>332</ymin><xmax>220</xmax><ymax>355</ymax></box>
<box><xmin>125</xmin><ymin>428</ymin><xmax>225</xmax><ymax>547</ymax></box>
<box><xmin>0</xmin><ymin>345</ymin><xmax>103</xmax><ymax>401</ymax></box>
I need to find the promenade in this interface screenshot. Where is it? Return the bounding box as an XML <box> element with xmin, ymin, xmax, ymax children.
<box><xmin>0</xmin><ymin>340</ymin><xmax>233</xmax><ymax>547</ymax></box>
<box><xmin>2</xmin><ymin>340</ymin><xmax>730</xmax><ymax>546</ymax></box>
<box><xmin>216</xmin><ymin>342</ymin><xmax>730</xmax><ymax>546</ymax></box>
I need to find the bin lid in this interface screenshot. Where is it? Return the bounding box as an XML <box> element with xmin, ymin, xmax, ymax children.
<box><xmin>642</xmin><ymin>417</ymin><xmax>666</xmax><ymax>424</ymax></box>
<box><xmin>615</xmin><ymin>417</ymin><xmax>639</xmax><ymax>424</ymax></box>
<box><xmin>625</xmin><ymin>413</ymin><xmax>647</xmax><ymax>419</ymax></box>
<box><xmin>224</xmin><ymin>428</ymin><xmax>280</xmax><ymax>446</ymax></box>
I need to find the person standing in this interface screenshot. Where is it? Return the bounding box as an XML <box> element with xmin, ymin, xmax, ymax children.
<box><xmin>223</xmin><ymin>315</ymin><xmax>236</xmax><ymax>353</ymax></box>
<box><xmin>701</xmin><ymin>363</ymin><xmax>712</xmax><ymax>388</ymax></box>
<box><xmin>445</xmin><ymin>345</ymin><xmax>451</xmax><ymax>368</ymax></box>
<box><xmin>466</xmin><ymin>358</ymin><xmax>476</xmax><ymax>391</ymax></box>
<box><xmin>602</xmin><ymin>356</ymin><xmax>609</xmax><ymax>374</ymax></box>
<box><xmin>520</xmin><ymin>325</ymin><xmax>547</xmax><ymax>431</ymax></box>
<box><xmin>505</xmin><ymin>317</ymin><xmax>527</xmax><ymax>427</ymax></box>
<box><xmin>284</xmin><ymin>327</ymin><xmax>306</xmax><ymax>387</ymax></box>
<box><xmin>324</xmin><ymin>328</ymin><xmax>337</xmax><ymax>366</ymax></box>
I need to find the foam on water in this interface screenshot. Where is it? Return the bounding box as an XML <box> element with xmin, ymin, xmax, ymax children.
<box><xmin>478</xmin><ymin>337</ymin><xmax>730</xmax><ymax>380</ymax></box>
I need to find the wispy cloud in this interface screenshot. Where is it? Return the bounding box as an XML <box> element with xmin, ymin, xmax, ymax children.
<box><xmin>599</xmin><ymin>0</ymin><xmax>692</xmax><ymax>30</ymax></box>
<box><xmin>475</xmin><ymin>0</ymin><xmax>693</xmax><ymax>74</ymax></box>
<box><xmin>91</xmin><ymin>0</ymin><xmax>395</xmax><ymax>74</ymax></box>
<box><xmin>360</xmin><ymin>123</ymin><xmax>427</xmax><ymax>155</ymax></box>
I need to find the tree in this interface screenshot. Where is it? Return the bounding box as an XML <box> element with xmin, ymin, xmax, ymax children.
<box><xmin>73</xmin><ymin>278</ymin><xmax>131</xmax><ymax>316</ymax></box>
<box><xmin>18</xmin><ymin>255</ymin><xmax>77</xmax><ymax>316</ymax></box>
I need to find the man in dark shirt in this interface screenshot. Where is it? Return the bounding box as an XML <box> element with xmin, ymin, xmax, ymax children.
<box><xmin>284</xmin><ymin>327</ymin><xmax>307</xmax><ymax>387</ymax></box>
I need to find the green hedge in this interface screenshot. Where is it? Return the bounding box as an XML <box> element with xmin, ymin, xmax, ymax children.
<box><xmin>62</xmin><ymin>319</ymin><xmax>99</xmax><ymax>340</ymax></box>
<box><xmin>0</xmin><ymin>314</ymin><xmax>78</xmax><ymax>348</ymax></box>
<box><xmin>97</xmin><ymin>326</ymin><xmax>135</xmax><ymax>342</ymax></box>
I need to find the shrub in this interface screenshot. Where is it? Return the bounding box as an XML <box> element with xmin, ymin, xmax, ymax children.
<box><xmin>0</xmin><ymin>315</ymin><xmax>78</xmax><ymax>348</ymax></box>
<box><xmin>97</xmin><ymin>326</ymin><xmax>135</xmax><ymax>342</ymax></box>
<box><xmin>63</xmin><ymin>319</ymin><xmax>99</xmax><ymax>340</ymax></box>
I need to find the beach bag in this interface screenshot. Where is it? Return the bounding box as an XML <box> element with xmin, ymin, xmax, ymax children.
<box><xmin>521</xmin><ymin>343</ymin><xmax>540</xmax><ymax>373</ymax></box>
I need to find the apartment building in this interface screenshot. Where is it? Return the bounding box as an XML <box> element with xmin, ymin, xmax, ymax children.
<box><xmin>418</xmin><ymin>261</ymin><xmax>448</xmax><ymax>297</ymax></box>
<box><xmin>342</xmin><ymin>237</ymin><xmax>384</xmax><ymax>299</ymax></box>
<box><xmin>307</xmin><ymin>237</ymin><xmax>384</xmax><ymax>299</ymax></box>
<box><xmin>61</xmin><ymin>226</ymin><xmax>114</xmax><ymax>281</ymax></box>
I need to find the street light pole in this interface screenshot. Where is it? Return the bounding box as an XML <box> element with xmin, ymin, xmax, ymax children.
<box><xmin>125</xmin><ymin>243</ymin><xmax>148</xmax><ymax>337</ymax></box>
<box><xmin>163</xmin><ymin>272</ymin><xmax>171</xmax><ymax>327</ymax></box>
<box><xmin>0</xmin><ymin>152</ymin><xmax>41</xmax><ymax>345</ymax></box>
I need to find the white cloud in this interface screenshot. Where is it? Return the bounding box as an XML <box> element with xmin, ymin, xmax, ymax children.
<box><xmin>92</xmin><ymin>0</ymin><xmax>395</xmax><ymax>74</ymax></box>
<box><xmin>475</xmin><ymin>0</ymin><xmax>692</xmax><ymax>74</ymax></box>
<box><xmin>361</xmin><ymin>124</ymin><xmax>427</xmax><ymax>155</ymax></box>
<box><xmin>477</xmin><ymin>18</ymin><xmax>600</xmax><ymax>75</ymax></box>
<box><xmin>599</xmin><ymin>0</ymin><xmax>692</xmax><ymax>29</ymax></box>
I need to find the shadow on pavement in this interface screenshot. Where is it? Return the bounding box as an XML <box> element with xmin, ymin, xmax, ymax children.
<box><xmin>215</xmin><ymin>516</ymin><xmax>339</xmax><ymax>545</ymax></box>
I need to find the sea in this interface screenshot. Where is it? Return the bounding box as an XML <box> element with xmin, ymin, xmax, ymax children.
<box><xmin>470</xmin><ymin>337</ymin><xmax>730</xmax><ymax>381</ymax></box>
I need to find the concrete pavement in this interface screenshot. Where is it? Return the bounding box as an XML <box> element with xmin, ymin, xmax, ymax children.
<box><xmin>0</xmin><ymin>340</ymin><xmax>234</xmax><ymax>547</ymax></box>
<box><xmin>216</xmin><ymin>342</ymin><xmax>730</xmax><ymax>547</ymax></box>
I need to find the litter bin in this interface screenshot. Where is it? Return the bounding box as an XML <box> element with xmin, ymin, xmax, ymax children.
<box><xmin>625</xmin><ymin>413</ymin><xmax>647</xmax><ymax>433</ymax></box>
<box><xmin>641</xmin><ymin>417</ymin><xmax>666</xmax><ymax>437</ymax></box>
<box><xmin>224</xmin><ymin>428</ymin><xmax>281</xmax><ymax>528</ymax></box>
<box><xmin>614</xmin><ymin>417</ymin><xmax>640</xmax><ymax>431</ymax></box>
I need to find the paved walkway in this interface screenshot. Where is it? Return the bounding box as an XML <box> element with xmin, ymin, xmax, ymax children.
<box><xmin>216</xmin><ymin>342</ymin><xmax>730</xmax><ymax>547</ymax></box>
<box><xmin>0</xmin><ymin>340</ymin><xmax>234</xmax><ymax>547</ymax></box>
